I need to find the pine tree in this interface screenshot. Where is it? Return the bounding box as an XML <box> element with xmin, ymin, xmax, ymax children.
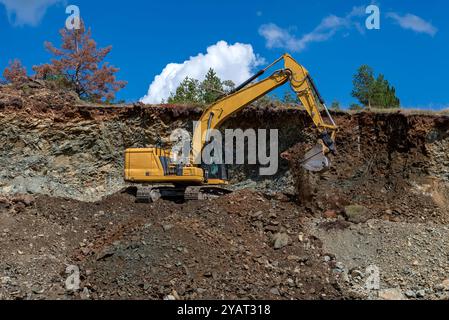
<box><xmin>222</xmin><ymin>80</ymin><xmax>235</xmax><ymax>93</ymax></box>
<box><xmin>351</xmin><ymin>65</ymin><xmax>375</xmax><ymax>108</ymax></box>
<box><xmin>168</xmin><ymin>69</ymin><xmax>236</xmax><ymax>105</ymax></box>
<box><xmin>200</xmin><ymin>68</ymin><xmax>223</xmax><ymax>104</ymax></box>
<box><xmin>371</xmin><ymin>74</ymin><xmax>400</xmax><ymax>108</ymax></box>
<box><xmin>167</xmin><ymin>77</ymin><xmax>200</xmax><ymax>104</ymax></box>
<box><xmin>33</xmin><ymin>20</ymin><xmax>126</xmax><ymax>102</ymax></box>
<box><xmin>352</xmin><ymin>65</ymin><xmax>400</xmax><ymax>109</ymax></box>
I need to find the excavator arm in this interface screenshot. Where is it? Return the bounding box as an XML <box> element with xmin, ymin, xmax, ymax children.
<box><xmin>191</xmin><ymin>53</ymin><xmax>338</xmax><ymax>171</ymax></box>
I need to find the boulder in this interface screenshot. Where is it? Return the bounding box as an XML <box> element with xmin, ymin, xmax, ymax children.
<box><xmin>344</xmin><ymin>205</ymin><xmax>370</xmax><ymax>224</ymax></box>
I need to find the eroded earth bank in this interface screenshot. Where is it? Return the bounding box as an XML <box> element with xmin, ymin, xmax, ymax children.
<box><xmin>1</xmin><ymin>82</ymin><xmax>449</xmax><ymax>300</ymax></box>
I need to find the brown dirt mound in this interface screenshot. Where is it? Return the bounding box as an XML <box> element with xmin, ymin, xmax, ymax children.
<box><xmin>283</xmin><ymin>113</ymin><xmax>449</xmax><ymax>224</ymax></box>
<box><xmin>0</xmin><ymin>190</ymin><xmax>343</xmax><ymax>300</ymax></box>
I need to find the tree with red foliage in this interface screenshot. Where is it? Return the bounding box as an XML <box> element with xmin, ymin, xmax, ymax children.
<box><xmin>32</xmin><ymin>63</ymin><xmax>56</xmax><ymax>80</ymax></box>
<box><xmin>3</xmin><ymin>59</ymin><xmax>27</xmax><ymax>83</ymax></box>
<box><xmin>33</xmin><ymin>21</ymin><xmax>126</xmax><ymax>102</ymax></box>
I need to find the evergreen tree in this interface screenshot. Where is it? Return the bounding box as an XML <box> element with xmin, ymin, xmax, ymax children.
<box><xmin>222</xmin><ymin>80</ymin><xmax>235</xmax><ymax>93</ymax></box>
<box><xmin>200</xmin><ymin>68</ymin><xmax>224</xmax><ymax>104</ymax></box>
<box><xmin>371</xmin><ymin>74</ymin><xmax>400</xmax><ymax>108</ymax></box>
<box><xmin>168</xmin><ymin>68</ymin><xmax>236</xmax><ymax>105</ymax></box>
<box><xmin>351</xmin><ymin>65</ymin><xmax>375</xmax><ymax>108</ymax></box>
<box><xmin>167</xmin><ymin>77</ymin><xmax>200</xmax><ymax>104</ymax></box>
<box><xmin>352</xmin><ymin>65</ymin><xmax>400</xmax><ymax>109</ymax></box>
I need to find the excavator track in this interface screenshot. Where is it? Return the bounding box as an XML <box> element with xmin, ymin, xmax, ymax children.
<box><xmin>135</xmin><ymin>184</ymin><xmax>232</xmax><ymax>203</ymax></box>
<box><xmin>184</xmin><ymin>186</ymin><xmax>232</xmax><ymax>201</ymax></box>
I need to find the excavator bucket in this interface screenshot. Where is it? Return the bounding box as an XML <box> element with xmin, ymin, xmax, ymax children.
<box><xmin>301</xmin><ymin>143</ymin><xmax>331</xmax><ymax>172</ymax></box>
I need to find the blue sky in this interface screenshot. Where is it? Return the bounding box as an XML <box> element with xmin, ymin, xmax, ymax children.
<box><xmin>0</xmin><ymin>0</ymin><xmax>447</xmax><ymax>109</ymax></box>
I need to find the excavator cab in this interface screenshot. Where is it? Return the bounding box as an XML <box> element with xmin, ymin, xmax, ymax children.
<box><xmin>203</xmin><ymin>163</ymin><xmax>228</xmax><ymax>182</ymax></box>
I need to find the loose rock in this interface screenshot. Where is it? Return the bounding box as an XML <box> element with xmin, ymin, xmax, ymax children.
<box><xmin>272</xmin><ymin>233</ymin><xmax>290</xmax><ymax>249</ymax></box>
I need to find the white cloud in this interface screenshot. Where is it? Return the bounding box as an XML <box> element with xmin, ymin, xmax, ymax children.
<box><xmin>387</xmin><ymin>12</ymin><xmax>437</xmax><ymax>37</ymax></box>
<box><xmin>0</xmin><ymin>0</ymin><xmax>63</xmax><ymax>26</ymax></box>
<box><xmin>141</xmin><ymin>41</ymin><xmax>265</xmax><ymax>104</ymax></box>
<box><xmin>259</xmin><ymin>6</ymin><xmax>365</xmax><ymax>52</ymax></box>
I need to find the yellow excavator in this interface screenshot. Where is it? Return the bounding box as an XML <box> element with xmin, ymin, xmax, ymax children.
<box><xmin>124</xmin><ymin>53</ymin><xmax>338</xmax><ymax>202</ymax></box>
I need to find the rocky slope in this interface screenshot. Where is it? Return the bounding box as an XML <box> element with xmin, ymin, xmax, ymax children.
<box><xmin>2</xmin><ymin>82</ymin><xmax>448</xmax><ymax>204</ymax></box>
<box><xmin>1</xmin><ymin>81</ymin><xmax>449</xmax><ymax>300</ymax></box>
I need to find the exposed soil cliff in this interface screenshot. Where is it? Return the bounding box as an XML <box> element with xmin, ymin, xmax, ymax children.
<box><xmin>1</xmin><ymin>81</ymin><xmax>449</xmax><ymax>300</ymax></box>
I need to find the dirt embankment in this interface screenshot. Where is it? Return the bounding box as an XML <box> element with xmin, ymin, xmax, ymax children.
<box><xmin>1</xmin><ymin>190</ymin><xmax>343</xmax><ymax>300</ymax></box>
<box><xmin>1</xmin><ymin>81</ymin><xmax>449</xmax><ymax>300</ymax></box>
<box><xmin>0</xmin><ymin>81</ymin><xmax>203</xmax><ymax>201</ymax></box>
<box><xmin>284</xmin><ymin>112</ymin><xmax>449</xmax><ymax>224</ymax></box>
<box><xmin>2</xmin><ymin>81</ymin><xmax>448</xmax><ymax>206</ymax></box>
